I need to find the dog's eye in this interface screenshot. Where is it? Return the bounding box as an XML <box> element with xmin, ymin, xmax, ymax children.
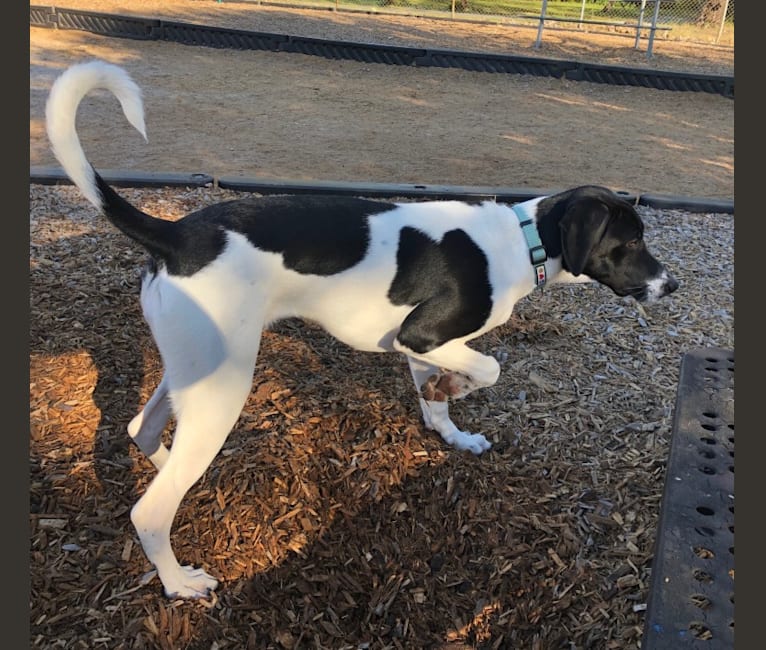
<box><xmin>626</xmin><ymin>239</ymin><xmax>641</xmax><ymax>249</ymax></box>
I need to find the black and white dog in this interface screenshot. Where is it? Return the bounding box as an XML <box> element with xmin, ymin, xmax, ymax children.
<box><xmin>45</xmin><ymin>60</ymin><xmax>678</xmax><ymax>599</ymax></box>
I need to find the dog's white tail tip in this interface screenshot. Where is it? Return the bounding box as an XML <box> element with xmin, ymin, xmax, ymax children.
<box><xmin>45</xmin><ymin>60</ymin><xmax>147</xmax><ymax>208</ymax></box>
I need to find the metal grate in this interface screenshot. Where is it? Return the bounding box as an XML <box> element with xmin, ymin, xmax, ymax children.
<box><xmin>643</xmin><ymin>347</ymin><xmax>734</xmax><ymax>648</ymax></box>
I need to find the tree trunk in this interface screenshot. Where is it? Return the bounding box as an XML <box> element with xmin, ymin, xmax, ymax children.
<box><xmin>696</xmin><ymin>0</ymin><xmax>728</xmax><ymax>26</ymax></box>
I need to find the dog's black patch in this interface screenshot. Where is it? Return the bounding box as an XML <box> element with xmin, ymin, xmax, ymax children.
<box><xmin>199</xmin><ymin>195</ymin><xmax>391</xmax><ymax>276</ymax></box>
<box><xmin>162</xmin><ymin>195</ymin><xmax>394</xmax><ymax>276</ymax></box>
<box><xmin>108</xmin><ymin>193</ymin><xmax>391</xmax><ymax>277</ymax></box>
<box><xmin>389</xmin><ymin>227</ymin><xmax>492</xmax><ymax>353</ymax></box>
<box><xmin>244</xmin><ymin>196</ymin><xmax>384</xmax><ymax>275</ymax></box>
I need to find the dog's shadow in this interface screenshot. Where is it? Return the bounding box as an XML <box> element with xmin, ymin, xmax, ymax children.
<box><xmin>29</xmin><ymin>221</ymin><xmax>154</xmax><ymax>505</ymax></box>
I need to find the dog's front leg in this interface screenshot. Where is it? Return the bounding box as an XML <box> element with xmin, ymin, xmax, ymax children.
<box><xmin>403</xmin><ymin>342</ymin><xmax>500</xmax><ymax>455</ymax></box>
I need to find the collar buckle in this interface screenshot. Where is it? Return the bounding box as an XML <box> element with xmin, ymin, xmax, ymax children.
<box><xmin>513</xmin><ymin>205</ymin><xmax>548</xmax><ymax>287</ymax></box>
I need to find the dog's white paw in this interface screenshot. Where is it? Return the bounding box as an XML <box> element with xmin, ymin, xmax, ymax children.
<box><xmin>493</xmin><ymin>347</ymin><xmax>510</xmax><ymax>364</ymax></box>
<box><xmin>420</xmin><ymin>400</ymin><xmax>491</xmax><ymax>454</ymax></box>
<box><xmin>444</xmin><ymin>430</ymin><xmax>492</xmax><ymax>455</ymax></box>
<box><xmin>162</xmin><ymin>565</ymin><xmax>219</xmax><ymax>599</ymax></box>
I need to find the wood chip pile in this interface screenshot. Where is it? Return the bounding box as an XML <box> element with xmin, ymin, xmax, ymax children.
<box><xmin>30</xmin><ymin>185</ymin><xmax>734</xmax><ymax>649</ymax></box>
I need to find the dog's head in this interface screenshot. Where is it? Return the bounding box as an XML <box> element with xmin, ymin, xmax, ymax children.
<box><xmin>556</xmin><ymin>187</ymin><xmax>678</xmax><ymax>303</ymax></box>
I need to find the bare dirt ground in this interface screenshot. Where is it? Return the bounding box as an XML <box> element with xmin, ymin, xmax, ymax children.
<box><xmin>30</xmin><ymin>2</ymin><xmax>735</xmax><ymax>649</ymax></box>
<box><xmin>29</xmin><ymin>0</ymin><xmax>734</xmax><ymax>199</ymax></box>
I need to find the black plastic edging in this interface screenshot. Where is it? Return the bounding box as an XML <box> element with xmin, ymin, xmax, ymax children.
<box><xmin>31</xmin><ymin>6</ymin><xmax>734</xmax><ymax>98</ymax></box>
<box><xmin>566</xmin><ymin>64</ymin><xmax>734</xmax><ymax>97</ymax></box>
<box><xmin>159</xmin><ymin>20</ymin><xmax>289</xmax><ymax>51</ymax></box>
<box><xmin>31</xmin><ymin>166</ymin><xmax>736</xmax><ymax>213</ymax></box>
<box><xmin>29</xmin><ymin>166</ymin><xmax>555</xmax><ymax>202</ymax></box>
<box><xmin>30</xmin><ymin>166</ymin><xmax>214</xmax><ymax>190</ymax></box>
<box><xmin>51</xmin><ymin>7</ymin><xmax>160</xmax><ymax>40</ymax></box>
<box><xmin>282</xmin><ymin>35</ymin><xmax>427</xmax><ymax>65</ymax></box>
<box><xmin>216</xmin><ymin>176</ymin><xmax>558</xmax><ymax>202</ymax></box>
<box><xmin>30</xmin><ymin>5</ymin><xmax>55</xmax><ymax>27</ymax></box>
<box><xmin>418</xmin><ymin>48</ymin><xmax>573</xmax><ymax>77</ymax></box>
<box><xmin>639</xmin><ymin>194</ymin><xmax>734</xmax><ymax>215</ymax></box>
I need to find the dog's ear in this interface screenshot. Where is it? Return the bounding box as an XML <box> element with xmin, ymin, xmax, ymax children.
<box><xmin>559</xmin><ymin>199</ymin><xmax>611</xmax><ymax>276</ymax></box>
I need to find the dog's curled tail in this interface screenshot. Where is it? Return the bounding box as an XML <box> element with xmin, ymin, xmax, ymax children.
<box><xmin>46</xmin><ymin>60</ymin><xmax>146</xmax><ymax>208</ymax></box>
<box><xmin>46</xmin><ymin>60</ymin><xmax>175</xmax><ymax>262</ymax></box>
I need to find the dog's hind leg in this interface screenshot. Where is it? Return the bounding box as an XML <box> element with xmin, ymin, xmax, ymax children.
<box><xmin>129</xmin><ymin>352</ymin><xmax>258</xmax><ymax>599</ymax></box>
<box><xmin>131</xmin><ymin>275</ymin><xmax>264</xmax><ymax>598</ymax></box>
<box><xmin>403</xmin><ymin>342</ymin><xmax>500</xmax><ymax>455</ymax></box>
<box><xmin>127</xmin><ymin>374</ymin><xmax>172</xmax><ymax>470</ymax></box>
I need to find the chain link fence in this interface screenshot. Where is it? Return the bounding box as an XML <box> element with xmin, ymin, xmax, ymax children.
<box><xmin>529</xmin><ymin>0</ymin><xmax>733</xmax><ymax>47</ymax></box>
<box><xmin>258</xmin><ymin>0</ymin><xmax>734</xmax><ymax>47</ymax></box>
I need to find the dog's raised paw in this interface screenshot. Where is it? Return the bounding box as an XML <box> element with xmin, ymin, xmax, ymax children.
<box><xmin>436</xmin><ymin>372</ymin><xmax>475</xmax><ymax>400</ymax></box>
<box><xmin>421</xmin><ymin>372</ymin><xmax>476</xmax><ymax>401</ymax></box>
<box><xmin>163</xmin><ymin>566</ymin><xmax>219</xmax><ymax>600</ymax></box>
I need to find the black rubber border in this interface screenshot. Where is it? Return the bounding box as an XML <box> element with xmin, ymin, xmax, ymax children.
<box><xmin>30</xmin><ymin>6</ymin><xmax>734</xmax><ymax>98</ymax></box>
<box><xmin>30</xmin><ymin>166</ymin><xmax>735</xmax><ymax>213</ymax></box>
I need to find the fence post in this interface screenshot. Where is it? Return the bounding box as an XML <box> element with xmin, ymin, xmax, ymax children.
<box><xmin>646</xmin><ymin>0</ymin><xmax>662</xmax><ymax>58</ymax></box>
<box><xmin>634</xmin><ymin>0</ymin><xmax>648</xmax><ymax>49</ymax></box>
<box><xmin>534</xmin><ymin>0</ymin><xmax>548</xmax><ymax>49</ymax></box>
<box><xmin>716</xmin><ymin>0</ymin><xmax>730</xmax><ymax>44</ymax></box>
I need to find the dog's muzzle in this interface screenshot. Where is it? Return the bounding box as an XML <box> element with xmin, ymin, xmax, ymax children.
<box><xmin>640</xmin><ymin>271</ymin><xmax>679</xmax><ymax>303</ymax></box>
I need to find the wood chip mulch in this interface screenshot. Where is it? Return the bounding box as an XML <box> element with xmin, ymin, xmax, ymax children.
<box><xmin>30</xmin><ymin>184</ymin><xmax>734</xmax><ymax>649</ymax></box>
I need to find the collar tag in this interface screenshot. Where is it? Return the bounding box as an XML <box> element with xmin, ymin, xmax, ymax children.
<box><xmin>536</xmin><ymin>262</ymin><xmax>547</xmax><ymax>285</ymax></box>
<box><xmin>513</xmin><ymin>204</ymin><xmax>548</xmax><ymax>287</ymax></box>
